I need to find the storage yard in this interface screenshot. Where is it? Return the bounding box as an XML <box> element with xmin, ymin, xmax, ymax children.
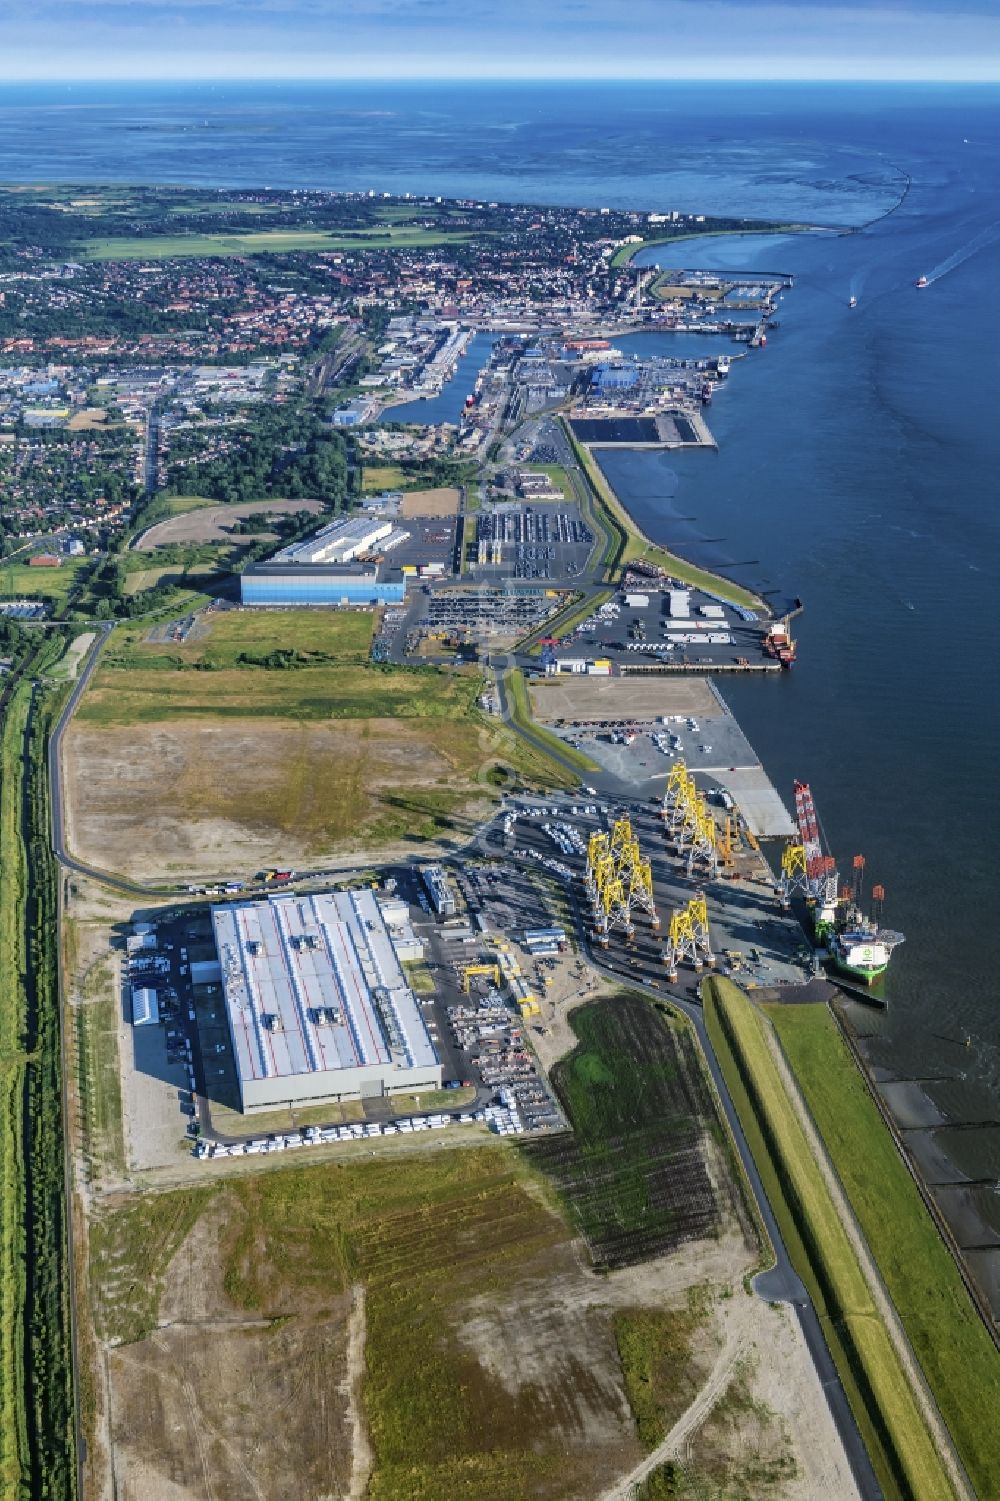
<box><xmin>471</xmin><ymin>501</ymin><xmax>594</xmax><ymax>581</ymax></box>
<box><xmin>402</xmin><ymin>585</ymin><xmax>567</xmax><ymax>654</ymax></box>
<box><xmin>528</xmin><ymin>673</ymin><xmax>796</xmax><ymax>836</ymax></box>
<box><xmin>538</xmin><ymin>582</ymin><xmax>788</xmax><ymax>676</ymax></box>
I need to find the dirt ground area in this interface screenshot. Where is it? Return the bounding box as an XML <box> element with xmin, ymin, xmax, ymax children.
<box><xmin>597</xmin><ymin>1280</ymin><xmax>861</xmax><ymax>1501</ymax></box>
<box><xmin>62</xmin><ymin>716</ymin><xmax>495</xmax><ymax>881</ymax></box>
<box><xmin>398</xmin><ymin>486</ymin><xmax>461</xmax><ymax>518</ymax></box>
<box><xmin>57</xmin><ymin>631</ymin><xmax>96</xmax><ymax>680</ymax></box>
<box><xmin>529</xmin><ymin>675</ymin><xmax>719</xmax><ymax>723</ymax></box>
<box><xmin>103</xmin><ymin>1199</ymin><xmax>359</xmax><ymax>1501</ymax></box>
<box><xmin>138</xmin><ymin>498</ymin><xmax>323</xmax><ymax>550</ymax></box>
<box><xmin>66</xmin><ymin>408</ymin><xmax>108</xmax><ymax>430</ymax></box>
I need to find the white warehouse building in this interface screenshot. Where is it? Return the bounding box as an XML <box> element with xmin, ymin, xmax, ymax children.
<box><xmin>277</xmin><ymin>514</ymin><xmax>395</xmax><ymax>566</ymax></box>
<box><xmin>211</xmin><ymin>888</ymin><xmax>442</xmax><ymax>1112</ymax></box>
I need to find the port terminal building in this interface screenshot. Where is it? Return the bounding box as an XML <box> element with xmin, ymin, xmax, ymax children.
<box><xmin>211</xmin><ymin>889</ymin><xmax>441</xmax><ymax>1111</ymax></box>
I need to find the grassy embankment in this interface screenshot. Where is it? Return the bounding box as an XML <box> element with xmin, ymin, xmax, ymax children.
<box><xmin>0</xmin><ymin>652</ymin><xmax>76</xmax><ymax>1496</ymax></box>
<box><xmin>767</xmin><ymin>1002</ymin><xmax>1000</xmax><ymax>1500</ymax></box>
<box><xmin>704</xmin><ymin>977</ymin><xmax>958</xmax><ymax>1501</ymax></box>
<box><xmin>560</xmin><ymin>419</ymin><xmax>765</xmax><ymax>612</ymax></box>
<box><xmin>505</xmin><ymin>667</ymin><xmax>599</xmax><ymax>777</ymax></box>
<box><xmin>526</xmin><ymin>463</ymin><xmax>574</xmax><ymax>500</ymax></box>
<box><xmin>135</xmin><ymin>493</ymin><xmax>218</xmax><ymax>528</ymax></box>
<box><xmin>79</xmin><ymin>227</ymin><xmax>481</xmax><ymax>262</ymax></box>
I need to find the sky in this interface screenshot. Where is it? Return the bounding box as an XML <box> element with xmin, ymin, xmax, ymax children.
<box><xmin>1</xmin><ymin>0</ymin><xmax>998</xmax><ymax>83</ymax></box>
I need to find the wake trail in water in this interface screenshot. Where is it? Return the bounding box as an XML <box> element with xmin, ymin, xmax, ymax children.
<box><xmin>925</xmin><ymin>222</ymin><xmax>1000</xmax><ymax>285</ymax></box>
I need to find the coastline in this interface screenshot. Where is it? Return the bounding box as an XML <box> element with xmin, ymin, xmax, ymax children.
<box><xmin>560</xmin><ymin>417</ymin><xmax>771</xmax><ymax>615</ymax></box>
<box><xmin>610</xmin><ymin>221</ymin><xmax>828</xmax><ymax>269</ymax></box>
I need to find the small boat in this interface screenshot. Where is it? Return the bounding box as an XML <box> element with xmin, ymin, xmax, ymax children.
<box><xmin>849</xmin><ymin>295</ymin><xmax>857</xmax><ymax>308</ymax></box>
<box><xmin>916</xmin><ymin>275</ymin><xmax>928</xmax><ymax>289</ymax></box>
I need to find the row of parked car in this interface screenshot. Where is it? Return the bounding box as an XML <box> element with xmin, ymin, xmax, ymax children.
<box><xmin>193</xmin><ymin>1109</ymin><xmax>487</xmax><ymax>1159</ymax></box>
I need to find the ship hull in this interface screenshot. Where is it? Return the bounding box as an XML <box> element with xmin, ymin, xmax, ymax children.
<box><xmin>829</xmin><ymin>954</ymin><xmax>888</xmax><ymax>986</ymax></box>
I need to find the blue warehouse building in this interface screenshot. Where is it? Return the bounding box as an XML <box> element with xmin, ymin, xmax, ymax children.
<box><xmin>593</xmin><ymin>363</ymin><xmax>639</xmax><ymax>391</ymax></box>
<box><xmin>241</xmin><ymin>563</ymin><xmax>406</xmax><ymax>607</ymax></box>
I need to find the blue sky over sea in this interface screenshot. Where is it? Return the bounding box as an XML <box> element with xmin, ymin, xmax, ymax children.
<box><xmin>1</xmin><ymin>0</ymin><xmax>999</xmax><ymax>81</ymax></box>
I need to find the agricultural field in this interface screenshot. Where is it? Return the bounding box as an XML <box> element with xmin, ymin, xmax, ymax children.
<box><xmin>397</xmin><ymin>486</ymin><xmax>462</xmax><ymax>518</ymax></box>
<box><xmin>79</xmin><ymin>226</ymin><xmax>479</xmax><ymax>261</ymax></box>
<box><xmin>766</xmin><ymin>1002</ymin><xmax>1000</xmax><ymax>1500</ymax></box>
<box><xmin>0</xmin><ymin>556</ymin><xmax>90</xmax><ymax>604</ymax></box>
<box><xmin>80</xmin><ymin>992</ymin><xmax>849</xmax><ymax>1501</ymax></box>
<box><xmin>63</xmin><ymin>609</ymin><xmax>565</xmax><ymax>879</ymax></box>
<box><xmin>361</xmin><ymin>464</ymin><xmax>408</xmax><ymax>493</ymax></box>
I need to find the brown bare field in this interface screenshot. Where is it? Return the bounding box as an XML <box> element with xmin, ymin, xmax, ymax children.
<box><xmin>86</xmin><ymin>1154</ymin><xmax>739</xmax><ymax>1501</ymax></box>
<box><xmin>63</xmin><ymin>716</ymin><xmax>498</xmax><ymax>880</ymax></box>
<box><xmin>66</xmin><ymin>407</ymin><xmax>109</xmax><ymax>430</ymax></box>
<box><xmin>528</xmin><ymin>675</ymin><xmax>718</xmax><ymax>722</ymax></box>
<box><xmin>83</xmin><ymin>1149</ymin><xmax>853</xmax><ymax>1501</ymax></box>
<box><xmin>398</xmin><ymin>487</ymin><xmax>461</xmax><ymax>518</ymax></box>
<box><xmin>101</xmin><ymin>1195</ymin><xmax>360</xmax><ymax>1501</ymax></box>
<box><xmin>138</xmin><ymin>498</ymin><xmax>324</xmax><ymax>550</ymax></box>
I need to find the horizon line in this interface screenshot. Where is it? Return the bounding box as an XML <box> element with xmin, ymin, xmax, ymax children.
<box><xmin>1</xmin><ymin>74</ymin><xmax>999</xmax><ymax>86</ymax></box>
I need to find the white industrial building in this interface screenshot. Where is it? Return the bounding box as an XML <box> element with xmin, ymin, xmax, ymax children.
<box><xmin>420</xmin><ymin>864</ymin><xmax>456</xmax><ymax>917</ymax></box>
<box><xmin>211</xmin><ymin>889</ymin><xmax>441</xmax><ymax>1112</ymax></box>
<box><xmin>277</xmin><ymin>514</ymin><xmax>397</xmax><ymax>566</ymax></box>
<box><xmin>131</xmin><ymin>987</ymin><xmax>160</xmax><ymax>1026</ymax></box>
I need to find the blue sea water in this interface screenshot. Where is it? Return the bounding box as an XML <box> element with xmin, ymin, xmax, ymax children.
<box><xmin>0</xmin><ymin>78</ymin><xmax>997</xmax><ymax>1271</ymax></box>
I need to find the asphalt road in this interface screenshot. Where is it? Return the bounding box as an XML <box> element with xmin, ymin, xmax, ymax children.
<box><xmin>45</xmin><ymin>622</ymin><xmax>156</xmax><ymax>899</ymax></box>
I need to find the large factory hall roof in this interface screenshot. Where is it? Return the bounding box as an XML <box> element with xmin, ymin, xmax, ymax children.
<box><xmin>212</xmin><ymin>889</ymin><xmax>436</xmax><ymax>1085</ymax></box>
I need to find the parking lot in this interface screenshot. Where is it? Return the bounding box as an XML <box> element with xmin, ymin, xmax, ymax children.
<box><xmin>472</xmin><ymin>501</ymin><xmax>593</xmax><ymax>582</ymax></box>
<box><xmin>382</xmin><ymin>514</ymin><xmax>459</xmax><ymax>575</ymax></box>
<box><xmin>116</xmin><ymin>910</ymin><xmax>210</xmax><ymax>1169</ymax></box>
<box><xmin>401</xmin><ymin>585</ymin><xmax>566</xmax><ymax>655</ymax></box>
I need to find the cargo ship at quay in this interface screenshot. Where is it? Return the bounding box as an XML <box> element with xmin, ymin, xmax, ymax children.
<box><xmin>780</xmin><ymin>780</ymin><xmax>904</xmax><ymax>985</ymax></box>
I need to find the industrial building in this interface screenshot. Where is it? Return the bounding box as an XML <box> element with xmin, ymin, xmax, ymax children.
<box><xmin>211</xmin><ymin>889</ymin><xmax>441</xmax><ymax>1111</ymax></box>
<box><xmin>240</xmin><ymin>511</ymin><xmax>413</xmax><ymax>606</ymax></box>
<box><xmin>131</xmin><ymin>987</ymin><xmax>159</xmax><ymax>1027</ymax></box>
<box><xmin>277</xmin><ymin>514</ymin><xmax>398</xmax><ymax>566</ymax></box>
<box><xmin>420</xmin><ymin>863</ymin><xmax>456</xmax><ymax>917</ymax></box>
<box><xmin>240</xmin><ymin>562</ymin><xmax>406</xmax><ymax>607</ymax></box>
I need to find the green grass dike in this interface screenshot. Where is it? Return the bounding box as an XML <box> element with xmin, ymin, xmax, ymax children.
<box><xmin>559</xmin><ymin>419</ymin><xmax>767</xmax><ymax>612</ymax></box>
<box><xmin>703</xmin><ymin>976</ymin><xmax>960</xmax><ymax>1501</ymax></box>
<box><xmin>765</xmin><ymin>1001</ymin><xmax>1000</xmax><ymax>1501</ymax></box>
<box><xmin>504</xmin><ymin>667</ymin><xmax>600</xmax><ymax>776</ymax></box>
